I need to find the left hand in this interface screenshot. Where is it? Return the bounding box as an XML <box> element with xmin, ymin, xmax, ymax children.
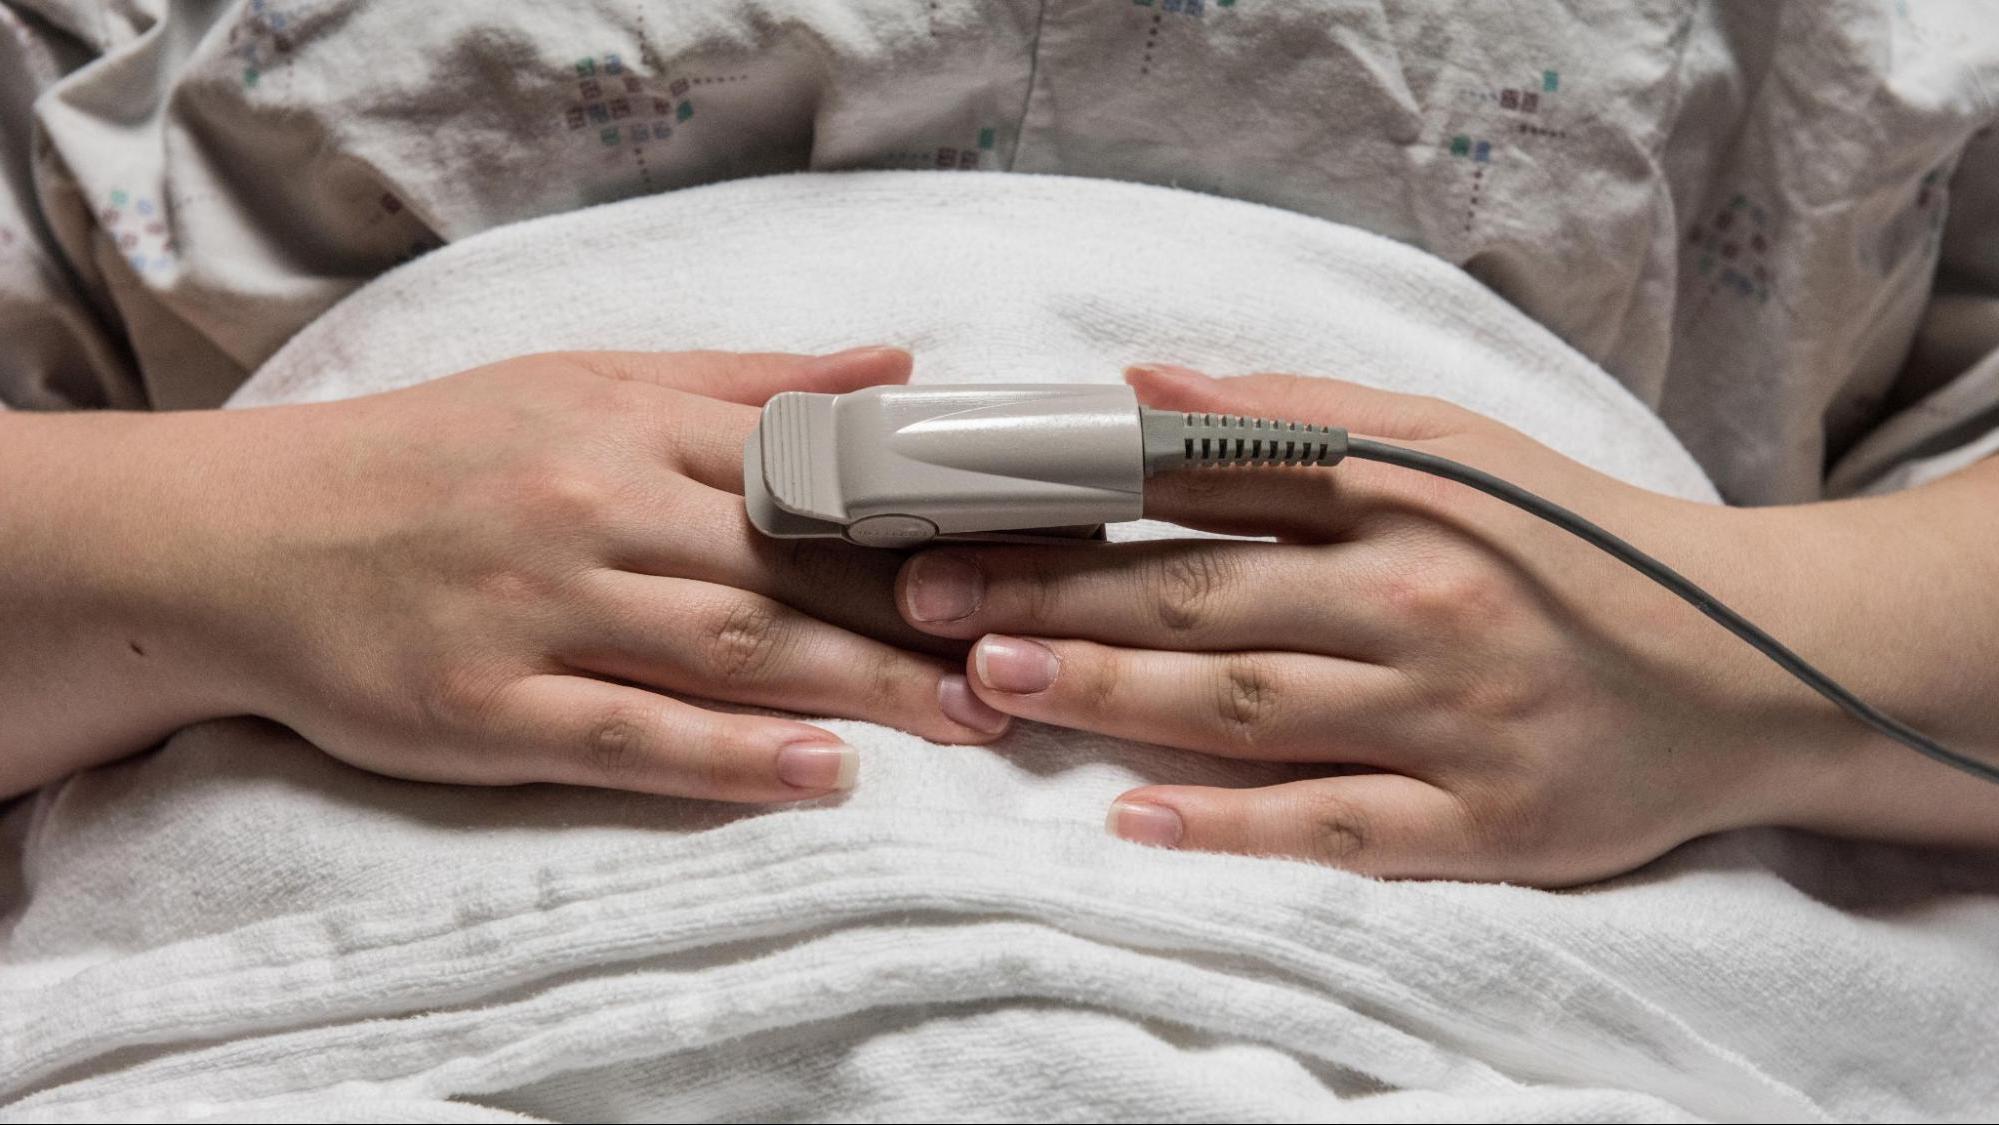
<box><xmin>893</xmin><ymin>364</ymin><xmax>1872</xmax><ymax>886</ymax></box>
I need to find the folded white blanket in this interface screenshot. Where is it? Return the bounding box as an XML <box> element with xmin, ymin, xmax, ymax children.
<box><xmin>3</xmin><ymin>172</ymin><xmax>1993</xmax><ymax>1123</ymax></box>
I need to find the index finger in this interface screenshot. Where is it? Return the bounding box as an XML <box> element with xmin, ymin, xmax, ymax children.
<box><xmin>650</xmin><ymin>347</ymin><xmax>914</xmax><ymax>492</ymax></box>
<box><xmin>573</xmin><ymin>346</ymin><xmax>913</xmax><ymax>405</ymax></box>
<box><xmin>1126</xmin><ymin>363</ymin><xmax>1465</xmax><ymax>443</ymax></box>
<box><xmin>658</xmin><ymin>393</ymin><xmax>764</xmax><ymax>494</ymax></box>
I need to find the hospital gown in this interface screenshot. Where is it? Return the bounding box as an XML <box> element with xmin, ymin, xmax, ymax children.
<box><xmin>2</xmin><ymin>0</ymin><xmax>1997</xmax><ymax>503</ymax></box>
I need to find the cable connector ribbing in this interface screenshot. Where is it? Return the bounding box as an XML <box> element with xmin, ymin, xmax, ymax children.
<box><xmin>1140</xmin><ymin>407</ymin><xmax>1349</xmax><ymax>476</ymax></box>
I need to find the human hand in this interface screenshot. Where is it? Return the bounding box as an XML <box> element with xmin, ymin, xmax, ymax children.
<box><xmin>167</xmin><ymin>347</ymin><xmax>1008</xmax><ymax>803</ymax></box>
<box><xmin>893</xmin><ymin>364</ymin><xmax>1870</xmax><ymax>885</ymax></box>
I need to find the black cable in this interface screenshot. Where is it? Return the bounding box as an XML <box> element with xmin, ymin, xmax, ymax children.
<box><xmin>1341</xmin><ymin>437</ymin><xmax>1999</xmax><ymax>787</ymax></box>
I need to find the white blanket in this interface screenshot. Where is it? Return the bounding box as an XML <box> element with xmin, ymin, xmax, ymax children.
<box><xmin>2</xmin><ymin>173</ymin><xmax>1993</xmax><ymax>1123</ymax></box>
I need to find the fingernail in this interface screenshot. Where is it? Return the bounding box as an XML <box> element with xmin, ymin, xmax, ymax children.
<box><xmin>904</xmin><ymin>553</ymin><xmax>984</xmax><ymax>622</ymax></box>
<box><xmin>776</xmin><ymin>739</ymin><xmax>858</xmax><ymax>790</ymax></box>
<box><xmin>803</xmin><ymin>345</ymin><xmax>906</xmax><ymax>379</ymax></box>
<box><xmin>1107</xmin><ymin>801</ymin><xmax>1184</xmax><ymax>848</ymax></box>
<box><xmin>938</xmin><ymin>673</ymin><xmax>1010</xmax><ymax>735</ymax></box>
<box><xmin>1125</xmin><ymin>362</ymin><xmax>1212</xmax><ymax>381</ymax></box>
<box><xmin>973</xmin><ymin>635</ymin><xmax>1059</xmax><ymax>694</ymax></box>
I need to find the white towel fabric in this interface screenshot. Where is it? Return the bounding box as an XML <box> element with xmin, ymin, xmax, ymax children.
<box><xmin>2</xmin><ymin>172</ymin><xmax>1994</xmax><ymax>1123</ymax></box>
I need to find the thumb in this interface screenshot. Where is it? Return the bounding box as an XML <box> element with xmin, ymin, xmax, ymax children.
<box><xmin>1124</xmin><ymin>363</ymin><xmax>1462</xmax><ymax>442</ymax></box>
<box><xmin>579</xmin><ymin>345</ymin><xmax>914</xmax><ymax>405</ymax></box>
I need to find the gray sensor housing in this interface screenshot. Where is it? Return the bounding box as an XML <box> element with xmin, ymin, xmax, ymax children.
<box><xmin>744</xmin><ymin>384</ymin><xmax>1147</xmax><ymax>547</ymax></box>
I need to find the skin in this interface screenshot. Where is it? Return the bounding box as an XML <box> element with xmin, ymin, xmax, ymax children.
<box><xmin>897</xmin><ymin>364</ymin><xmax>1999</xmax><ymax>887</ymax></box>
<box><xmin>7</xmin><ymin>349</ymin><xmax>1993</xmax><ymax>887</ymax></box>
<box><xmin>0</xmin><ymin>347</ymin><xmax>1011</xmax><ymax>803</ymax></box>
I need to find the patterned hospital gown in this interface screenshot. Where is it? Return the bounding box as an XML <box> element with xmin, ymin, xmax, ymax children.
<box><xmin>2</xmin><ymin>0</ymin><xmax>1996</xmax><ymax>503</ymax></box>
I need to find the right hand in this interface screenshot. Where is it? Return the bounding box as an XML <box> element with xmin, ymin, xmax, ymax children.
<box><xmin>161</xmin><ymin>347</ymin><xmax>1010</xmax><ymax>802</ymax></box>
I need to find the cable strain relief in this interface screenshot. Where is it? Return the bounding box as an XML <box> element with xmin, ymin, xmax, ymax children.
<box><xmin>1140</xmin><ymin>407</ymin><xmax>1348</xmax><ymax>474</ymax></box>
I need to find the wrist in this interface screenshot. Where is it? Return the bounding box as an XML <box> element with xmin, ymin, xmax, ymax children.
<box><xmin>115</xmin><ymin>406</ymin><xmax>328</xmax><ymax>721</ymax></box>
<box><xmin>1621</xmin><ymin>496</ymin><xmax>1876</xmax><ymax>835</ymax></box>
<box><xmin>0</xmin><ymin>410</ymin><xmax>266</xmax><ymax>791</ymax></box>
<box><xmin>67</xmin><ymin>410</ymin><xmax>265</xmax><ymax>717</ymax></box>
<box><xmin>1691</xmin><ymin>494</ymin><xmax>1999</xmax><ymax>844</ymax></box>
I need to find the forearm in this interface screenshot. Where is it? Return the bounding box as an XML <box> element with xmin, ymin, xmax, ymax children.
<box><xmin>1733</xmin><ymin>456</ymin><xmax>1999</xmax><ymax>845</ymax></box>
<box><xmin>0</xmin><ymin>410</ymin><xmax>245</xmax><ymax>797</ymax></box>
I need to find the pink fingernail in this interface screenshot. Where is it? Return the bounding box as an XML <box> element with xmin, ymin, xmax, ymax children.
<box><xmin>1107</xmin><ymin>801</ymin><xmax>1184</xmax><ymax>847</ymax></box>
<box><xmin>905</xmin><ymin>553</ymin><xmax>984</xmax><ymax>623</ymax></box>
<box><xmin>776</xmin><ymin>739</ymin><xmax>858</xmax><ymax>790</ymax></box>
<box><xmin>973</xmin><ymin>635</ymin><xmax>1059</xmax><ymax>694</ymax></box>
<box><xmin>938</xmin><ymin>673</ymin><xmax>1010</xmax><ymax>735</ymax></box>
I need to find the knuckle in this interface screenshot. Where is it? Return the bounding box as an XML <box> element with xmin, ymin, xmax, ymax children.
<box><xmin>418</xmin><ymin>656</ymin><xmax>511</xmax><ymax>733</ymax></box>
<box><xmin>473</xmin><ymin>568</ymin><xmax>542</xmax><ymax>606</ymax></box>
<box><xmin>518</xmin><ymin>462</ymin><xmax>615</xmax><ymax>529</ymax></box>
<box><xmin>553</xmin><ymin>351</ymin><xmax>622</xmax><ymax>382</ymax></box>
<box><xmin>1454</xmin><ymin>777</ymin><xmax>1551</xmax><ymax>853</ymax></box>
<box><xmin>595</xmin><ymin>367</ymin><xmax>651</xmax><ymax>397</ymax></box>
<box><xmin>1213</xmin><ymin>653</ymin><xmax>1280</xmax><ymax>752</ymax></box>
<box><xmin>1380</xmin><ymin>556</ymin><xmax>1503</xmax><ymax>631</ymax></box>
<box><xmin>600</xmin><ymin>377</ymin><xmax>660</xmax><ymax>420</ymax></box>
<box><xmin>863</xmin><ymin>646</ymin><xmax>911</xmax><ymax>711</ymax></box>
<box><xmin>1465</xmin><ymin>666</ymin><xmax>1559</xmax><ymax>726</ymax></box>
<box><xmin>1149</xmin><ymin>550</ymin><xmax>1235</xmax><ymax>636</ymax></box>
<box><xmin>565</xmin><ymin>352</ymin><xmax>668</xmax><ymax>394</ymax></box>
<box><xmin>471</xmin><ymin>560</ymin><xmax>578</xmax><ymax>611</ymax></box>
<box><xmin>1454</xmin><ymin>569</ymin><xmax>1516</xmax><ymax>631</ymax></box>
<box><xmin>705</xmin><ymin>598</ymin><xmax>793</xmax><ymax>685</ymax></box>
<box><xmin>1301</xmin><ymin>788</ymin><xmax>1372</xmax><ymax>864</ymax></box>
<box><xmin>582</xmin><ymin>705</ymin><xmax>656</xmax><ymax>781</ymax></box>
<box><xmin>1076</xmin><ymin>648</ymin><xmax>1123</xmax><ymax>714</ymax></box>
